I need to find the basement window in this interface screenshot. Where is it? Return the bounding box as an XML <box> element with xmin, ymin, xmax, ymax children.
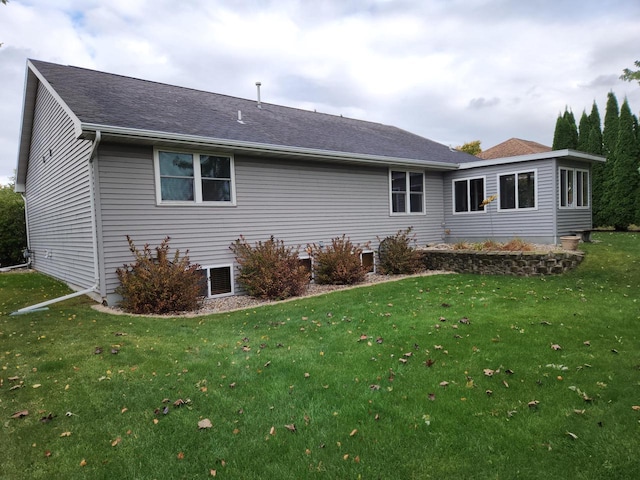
<box><xmin>361</xmin><ymin>250</ymin><xmax>375</xmax><ymax>273</ymax></box>
<box><xmin>196</xmin><ymin>265</ymin><xmax>234</xmax><ymax>297</ymax></box>
<box><xmin>298</xmin><ymin>255</ymin><xmax>313</xmax><ymax>281</ymax></box>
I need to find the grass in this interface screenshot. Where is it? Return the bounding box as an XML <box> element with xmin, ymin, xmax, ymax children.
<box><xmin>1</xmin><ymin>232</ymin><xmax>639</xmax><ymax>479</ymax></box>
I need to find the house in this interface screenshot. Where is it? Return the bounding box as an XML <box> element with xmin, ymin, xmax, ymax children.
<box><xmin>477</xmin><ymin>138</ymin><xmax>552</xmax><ymax>160</ymax></box>
<box><xmin>14</xmin><ymin>60</ymin><xmax>605</xmax><ymax>305</ymax></box>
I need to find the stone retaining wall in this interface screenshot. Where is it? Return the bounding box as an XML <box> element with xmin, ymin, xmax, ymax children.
<box><xmin>420</xmin><ymin>249</ymin><xmax>584</xmax><ymax>276</ymax></box>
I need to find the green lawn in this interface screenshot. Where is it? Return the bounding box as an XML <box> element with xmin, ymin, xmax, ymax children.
<box><xmin>1</xmin><ymin>232</ymin><xmax>639</xmax><ymax>479</ymax></box>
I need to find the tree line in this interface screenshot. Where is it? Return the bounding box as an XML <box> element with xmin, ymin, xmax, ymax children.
<box><xmin>552</xmin><ymin>91</ymin><xmax>640</xmax><ymax>229</ymax></box>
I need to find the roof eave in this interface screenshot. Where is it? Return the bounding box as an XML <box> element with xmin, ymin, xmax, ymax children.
<box><xmin>458</xmin><ymin>149</ymin><xmax>606</xmax><ymax>169</ymax></box>
<box><xmin>80</xmin><ymin>123</ymin><xmax>461</xmax><ymax>170</ymax></box>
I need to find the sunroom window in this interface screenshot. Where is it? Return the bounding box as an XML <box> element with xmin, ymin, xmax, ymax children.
<box><xmin>453</xmin><ymin>177</ymin><xmax>485</xmax><ymax>213</ymax></box>
<box><xmin>156</xmin><ymin>150</ymin><xmax>235</xmax><ymax>205</ymax></box>
<box><xmin>560</xmin><ymin>168</ymin><xmax>589</xmax><ymax>208</ymax></box>
<box><xmin>498</xmin><ymin>170</ymin><xmax>536</xmax><ymax>210</ymax></box>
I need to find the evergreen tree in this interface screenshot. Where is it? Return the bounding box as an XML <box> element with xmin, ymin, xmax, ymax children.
<box><xmin>603</xmin><ymin>92</ymin><xmax>619</xmax><ymax>156</ymax></box>
<box><xmin>600</xmin><ymin>92</ymin><xmax>620</xmax><ymax>226</ymax></box>
<box><xmin>577</xmin><ymin>110</ymin><xmax>591</xmax><ymax>152</ymax></box>
<box><xmin>587</xmin><ymin>101</ymin><xmax>603</xmax><ymax>154</ymax></box>
<box><xmin>586</xmin><ymin>102</ymin><xmax>606</xmax><ymax>226</ymax></box>
<box><xmin>552</xmin><ymin>108</ymin><xmax>578</xmax><ymax>150</ymax></box>
<box><xmin>609</xmin><ymin>98</ymin><xmax>639</xmax><ymax>230</ymax></box>
<box><xmin>564</xmin><ymin>109</ymin><xmax>579</xmax><ymax>148</ymax></box>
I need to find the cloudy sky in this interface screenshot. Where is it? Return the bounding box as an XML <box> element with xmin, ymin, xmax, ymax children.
<box><xmin>1</xmin><ymin>0</ymin><xmax>640</xmax><ymax>185</ymax></box>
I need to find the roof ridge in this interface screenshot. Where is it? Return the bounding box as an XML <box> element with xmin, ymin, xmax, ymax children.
<box><xmin>29</xmin><ymin>59</ymin><xmax>392</xmax><ymax>129</ymax></box>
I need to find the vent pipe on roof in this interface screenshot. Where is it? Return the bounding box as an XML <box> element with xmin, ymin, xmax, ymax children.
<box><xmin>256</xmin><ymin>82</ymin><xmax>262</xmax><ymax>109</ymax></box>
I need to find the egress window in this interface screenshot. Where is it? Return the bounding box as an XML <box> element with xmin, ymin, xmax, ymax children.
<box><xmin>156</xmin><ymin>150</ymin><xmax>235</xmax><ymax>205</ymax></box>
<box><xmin>390</xmin><ymin>170</ymin><xmax>424</xmax><ymax>214</ymax></box>
<box><xmin>498</xmin><ymin>170</ymin><xmax>536</xmax><ymax>210</ymax></box>
<box><xmin>453</xmin><ymin>177</ymin><xmax>485</xmax><ymax>213</ymax></box>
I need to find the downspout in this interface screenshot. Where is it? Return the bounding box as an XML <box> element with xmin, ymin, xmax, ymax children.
<box><xmin>11</xmin><ymin>132</ymin><xmax>102</xmax><ymax>315</ymax></box>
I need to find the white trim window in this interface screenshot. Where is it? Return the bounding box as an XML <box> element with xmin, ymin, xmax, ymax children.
<box><xmin>155</xmin><ymin>149</ymin><xmax>236</xmax><ymax>205</ymax></box>
<box><xmin>453</xmin><ymin>176</ymin><xmax>485</xmax><ymax>213</ymax></box>
<box><xmin>390</xmin><ymin>170</ymin><xmax>425</xmax><ymax>215</ymax></box>
<box><xmin>196</xmin><ymin>264</ymin><xmax>234</xmax><ymax>297</ymax></box>
<box><xmin>497</xmin><ymin>169</ymin><xmax>537</xmax><ymax>211</ymax></box>
<box><xmin>559</xmin><ymin>168</ymin><xmax>589</xmax><ymax>208</ymax></box>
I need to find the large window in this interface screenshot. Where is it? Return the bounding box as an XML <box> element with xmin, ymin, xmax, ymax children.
<box><xmin>155</xmin><ymin>150</ymin><xmax>235</xmax><ymax>205</ymax></box>
<box><xmin>390</xmin><ymin>170</ymin><xmax>424</xmax><ymax>214</ymax></box>
<box><xmin>498</xmin><ymin>170</ymin><xmax>536</xmax><ymax>210</ymax></box>
<box><xmin>560</xmin><ymin>168</ymin><xmax>589</xmax><ymax>208</ymax></box>
<box><xmin>453</xmin><ymin>177</ymin><xmax>485</xmax><ymax>213</ymax></box>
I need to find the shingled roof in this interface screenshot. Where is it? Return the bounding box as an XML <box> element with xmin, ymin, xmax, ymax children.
<box><xmin>26</xmin><ymin>59</ymin><xmax>473</xmax><ymax>167</ymax></box>
<box><xmin>477</xmin><ymin>138</ymin><xmax>552</xmax><ymax>160</ymax></box>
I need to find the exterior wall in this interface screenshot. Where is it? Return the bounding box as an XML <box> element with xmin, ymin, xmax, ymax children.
<box><xmin>442</xmin><ymin>159</ymin><xmax>557</xmax><ymax>244</ymax></box>
<box><xmin>555</xmin><ymin>159</ymin><xmax>593</xmax><ymax>237</ymax></box>
<box><xmin>23</xmin><ymin>82</ymin><xmax>95</xmax><ymax>290</ymax></box>
<box><xmin>96</xmin><ymin>143</ymin><xmax>445</xmax><ymax>303</ymax></box>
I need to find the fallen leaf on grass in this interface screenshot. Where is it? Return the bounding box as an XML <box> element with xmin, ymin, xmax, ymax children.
<box><xmin>8</xmin><ymin>376</ymin><xmax>21</xmax><ymax>382</ymax></box>
<box><xmin>632</xmin><ymin>406</ymin><xmax>640</xmax><ymax>411</ymax></box>
<box><xmin>459</xmin><ymin>317</ymin><xmax>470</xmax><ymax>324</ymax></box>
<box><xmin>269</xmin><ymin>426</ymin><xmax>276</xmax><ymax>435</ymax></box>
<box><xmin>210</xmin><ymin>469</ymin><xmax>216</xmax><ymax>476</ymax></box>
<box><xmin>11</xmin><ymin>409</ymin><xmax>29</xmax><ymax>419</ymax></box>
<box><xmin>439</xmin><ymin>381</ymin><xmax>449</xmax><ymax>387</ymax></box>
<box><xmin>32</xmin><ymin>384</ymin><xmax>41</xmax><ymax>389</ymax></box>
<box><xmin>424</xmin><ymin>359</ymin><xmax>434</xmax><ymax>367</ymax></box>
<box><xmin>111</xmin><ymin>437</ymin><xmax>121</xmax><ymax>447</ymax></box>
<box><xmin>566</xmin><ymin>431</ymin><xmax>578</xmax><ymax>440</ymax></box>
<box><xmin>284</xmin><ymin>424</ymin><xmax>297</xmax><ymax>432</ymax></box>
<box><xmin>551</xmin><ymin>344</ymin><xmax>562</xmax><ymax>351</ymax></box>
<box><xmin>369</xmin><ymin>384</ymin><xmax>380</xmax><ymax>391</ymax></box>
<box><xmin>583</xmin><ymin>341</ymin><xmax>590</xmax><ymax>346</ymax></box>
<box><xmin>483</xmin><ymin>369</ymin><xmax>495</xmax><ymax>376</ymax></box>
<box><xmin>428</xmin><ymin>393</ymin><xmax>436</xmax><ymax>401</ymax></box>
<box><xmin>350</xmin><ymin>429</ymin><xmax>358</xmax><ymax>437</ymax></box>
<box><xmin>528</xmin><ymin>400</ymin><xmax>540</xmax><ymax>408</ymax></box>
<box><xmin>94</xmin><ymin>347</ymin><xmax>103</xmax><ymax>355</ymax></box>
<box><xmin>44</xmin><ymin>450</ymin><xmax>52</xmax><ymax>458</ymax></box>
<box><xmin>177</xmin><ymin>452</ymin><xmax>185</xmax><ymax>460</ymax></box>
<box><xmin>80</xmin><ymin>459</ymin><xmax>87</xmax><ymax>467</ymax></box>
<box><xmin>399</xmin><ymin>358</ymin><xmax>407</xmax><ymax>364</ymax></box>
<box><xmin>40</xmin><ymin>413</ymin><xmax>55</xmax><ymax>423</ymax></box>
<box><xmin>174</xmin><ymin>399</ymin><xmax>185</xmax><ymax>407</ymax></box>
<box><xmin>121</xmin><ymin>407</ymin><xmax>128</xmax><ymax>414</ymax></box>
<box><xmin>60</xmin><ymin>431</ymin><xmax>72</xmax><ymax>437</ymax></box>
<box><xmin>198</xmin><ymin>418</ymin><xmax>213</xmax><ymax>429</ymax></box>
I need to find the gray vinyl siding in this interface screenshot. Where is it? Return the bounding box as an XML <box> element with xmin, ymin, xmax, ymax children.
<box><xmin>556</xmin><ymin>159</ymin><xmax>593</xmax><ymax>236</ymax></box>
<box><xmin>443</xmin><ymin>159</ymin><xmax>557</xmax><ymax>244</ymax></box>
<box><xmin>24</xmin><ymin>82</ymin><xmax>95</xmax><ymax>289</ymax></box>
<box><xmin>96</xmin><ymin>143</ymin><xmax>444</xmax><ymax>302</ymax></box>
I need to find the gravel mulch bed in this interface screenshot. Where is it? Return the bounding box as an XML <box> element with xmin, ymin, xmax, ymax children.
<box><xmin>93</xmin><ymin>270</ymin><xmax>452</xmax><ymax>318</ymax></box>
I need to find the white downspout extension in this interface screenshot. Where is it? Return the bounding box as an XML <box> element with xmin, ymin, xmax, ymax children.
<box><xmin>11</xmin><ymin>132</ymin><xmax>102</xmax><ymax>315</ymax></box>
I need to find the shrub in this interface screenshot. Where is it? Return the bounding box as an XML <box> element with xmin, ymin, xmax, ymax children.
<box><xmin>377</xmin><ymin>228</ymin><xmax>422</xmax><ymax>275</ymax></box>
<box><xmin>0</xmin><ymin>184</ymin><xmax>27</xmax><ymax>267</ymax></box>
<box><xmin>500</xmin><ymin>238</ymin><xmax>534</xmax><ymax>251</ymax></box>
<box><xmin>309</xmin><ymin>235</ymin><xmax>369</xmax><ymax>285</ymax></box>
<box><xmin>230</xmin><ymin>235</ymin><xmax>309</xmax><ymax>300</ymax></box>
<box><xmin>116</xmin><ymin>236</ymin><xmax>202</xmax><ymax>314</ymax></box>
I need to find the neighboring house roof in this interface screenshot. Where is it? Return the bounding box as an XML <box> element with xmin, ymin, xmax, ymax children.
<box><xmin>477</xmin><ymin>138</ymin><xmax>552</xmax><ymax>160</ymax></box>
<box><xmin>18</xmin><ymin>59</ymin><xmax>474</xmax><ymax>174</ymax></box>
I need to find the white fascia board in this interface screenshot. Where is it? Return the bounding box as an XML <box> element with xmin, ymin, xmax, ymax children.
<box><xmin>27</xmin><ymin>60</ymin><xmax>84</xmax><ymax>138</ymax></box>
<box><xmin>458</xmin><ymin>149</ymin><xmax>606</xmax><ymax>170</ymax></box>
<box><xmin>80</xmin><ymin>123</ymin><xmax>461</xmax><ymax>171</ymax></box>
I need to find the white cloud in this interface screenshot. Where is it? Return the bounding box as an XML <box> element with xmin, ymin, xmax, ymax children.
<box><xmin>1</xmin><ymin>0</ymin><xmax>640</xmax><ymax>185</ymax></box>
